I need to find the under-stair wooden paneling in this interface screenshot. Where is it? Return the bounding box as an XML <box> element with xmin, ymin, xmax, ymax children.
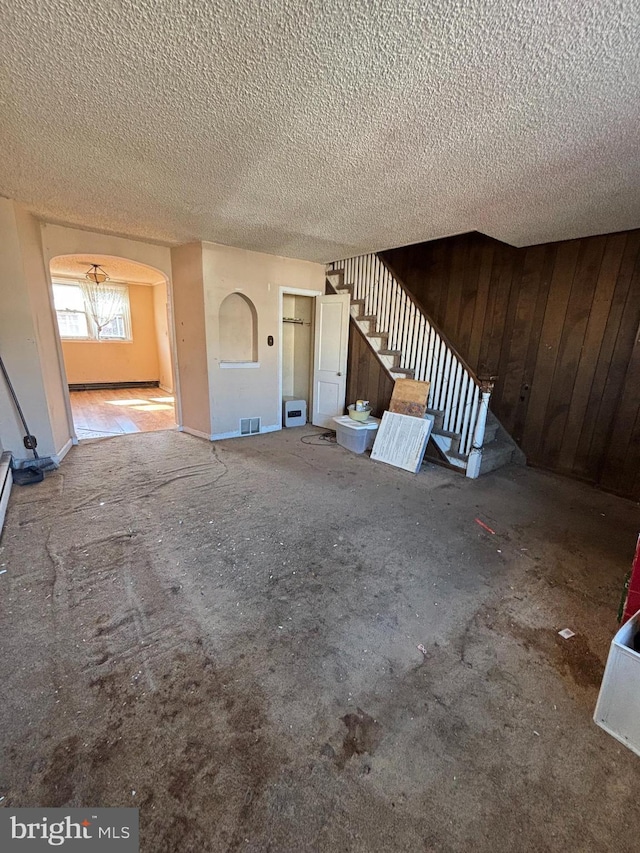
<box><xmin>346</xmin><ymin>319</ymin><xmax>394</xmax><ymax>419</ymax></box>
<box><xmin>380</xmin><ymin>229</ymin><xmax>640</xmax><ymax>500</ymax></box>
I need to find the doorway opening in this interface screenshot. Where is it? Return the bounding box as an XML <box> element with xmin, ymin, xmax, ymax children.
<box><xmin>281</xmin><ymin>293</ymin><xmax>314</xmax><ymax>426</ymax></box>
<box><xmin>49</xmin><ymin>254</ymin><xmax>178</xmax><ymax>441</ymax></box>
<box><xmin>279</xmin><ymin>288</ymin><xmax>350</xmax><ymax>430</ymax></box>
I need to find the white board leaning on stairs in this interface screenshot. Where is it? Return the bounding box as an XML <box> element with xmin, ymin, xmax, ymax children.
<box><xmin>371</xmin><ymin>411</ymin><xmax>434</xmax><ymax>473</ymax></box>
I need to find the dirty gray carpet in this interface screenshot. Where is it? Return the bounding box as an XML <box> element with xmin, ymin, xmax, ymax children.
<box><xmin>0</xmin><ymin>428</ymin><xmax>638</xmax><ymax>852</ymax></box>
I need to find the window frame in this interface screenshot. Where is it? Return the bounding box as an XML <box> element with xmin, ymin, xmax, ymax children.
<box><xmin>52</xmin><ymin>279</ymin><xmax>133</xmax><ymax>343</ymax></box>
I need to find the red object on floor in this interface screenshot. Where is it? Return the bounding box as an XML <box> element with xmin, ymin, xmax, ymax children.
<box><xmin>622</xmin><ymin>534</ymin><xmax>640</xmax><ymax>624</ymax></box>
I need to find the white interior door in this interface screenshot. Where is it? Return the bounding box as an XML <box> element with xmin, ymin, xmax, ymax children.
<box><xmin>312</xmin><ymin>293</ymin><xmax>350</xmax><ymax>428</ymax></box>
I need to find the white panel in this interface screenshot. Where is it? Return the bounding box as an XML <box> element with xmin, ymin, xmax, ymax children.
<box><xmin>312</xmin><ymin>293</ymin><xmax>350</xmax><ymax>428</ymax></box>
<box><xmin>317</xmin><ymin>301</ymin><xmax>344</xmax><ymax>372</ymax></box>
<box><xmin>370</xmin><ymin>411</ymin><xmax>433</xmax><ymax>473</ymax></box>
<box><xmin>595</xmin><ymin>612</ymin><xmax>640</xmax><ymax>757</ymax></box>
<box><xmin>316</xmin><ymin>380</ymin><xmax>340</xmax><ymax>416</ymax></box>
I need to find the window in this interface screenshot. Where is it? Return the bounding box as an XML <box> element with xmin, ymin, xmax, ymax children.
<box><xmin>53</xmin><ymin>282</ymin><xmax>132</xmax><ymax>341</ymax></box>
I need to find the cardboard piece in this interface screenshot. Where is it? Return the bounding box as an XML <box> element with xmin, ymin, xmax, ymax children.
<box><xmin>389</xmin><ymin>379</ymin><xmax>431</xmax><ymax>418</ymax></box>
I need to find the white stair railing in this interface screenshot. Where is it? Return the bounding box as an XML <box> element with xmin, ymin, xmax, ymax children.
<box><xmin>328</xmin><ymin>253</ymin><xmax>490</xmax><ymax>470</ymax></box>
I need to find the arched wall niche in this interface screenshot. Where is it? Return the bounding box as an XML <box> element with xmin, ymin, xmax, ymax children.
<box><xmin>219</xmin><ymin>292</ymin><xmax>258</xmax><ymax>363</ymax></box>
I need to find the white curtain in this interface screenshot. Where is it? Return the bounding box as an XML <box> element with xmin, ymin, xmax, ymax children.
<box><xmin>80</xmin><ymin>282</ymin><xmax>125</xmax><ymax>338</ymax></box>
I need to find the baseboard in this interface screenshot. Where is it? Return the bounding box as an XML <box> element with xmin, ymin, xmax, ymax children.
<box><xmin>159</xmin><ymin>384</ymin><xmax>173</xmax><ymax>394</ymax></box>
<box><xmin>53</xmin><ymin>437</ymin><xmax>74</xmax><ymax>464</ymax></box>
<box><xmin>0</xmin><ymin>452</ymin><xmax>12</xmax><ymax>539</ymax></box>
<box><xmin>179</xmin><ymin>426</ymin><xmax>214</xmax><ymax>441</ymax></box>
<box><xmin>69</xmin><ymin>381</ymin><xmax>160</xmax><ymax>391</ymax></box>
<box><xmin>261</xmin><ymin>424</ymin><xmax>280</xmax><ymax>434</ymax></box>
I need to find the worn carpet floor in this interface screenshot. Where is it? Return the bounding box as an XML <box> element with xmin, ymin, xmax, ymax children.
<box><xmin>0</xmin><ymin>428</ymin><xmax>638</xmax><ymax>852</ymax></box>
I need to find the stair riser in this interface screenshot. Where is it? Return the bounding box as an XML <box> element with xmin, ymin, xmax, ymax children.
<box><xmin>479</xmin><ymin>446</ymin><xmax>515</xmax><ymax>476</ymax></box>
<box><xmin>483</xmin><ymin>423</ymin><xmax>499</xmax><ymax>444</ymax></box>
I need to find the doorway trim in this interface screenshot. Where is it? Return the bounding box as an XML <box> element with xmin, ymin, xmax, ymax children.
<box><xmin>46</xmin><ymin>254</ymin><xmax>182</xmax><ymax>442</ymax></box>
<box><xmin>278</xmin><ymin>286</ymin><xmax>323</xmax><ymax>430</ymax></box>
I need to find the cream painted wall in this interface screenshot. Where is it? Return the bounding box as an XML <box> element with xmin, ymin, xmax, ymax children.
<box><xmin>201</xmin><ymin>242</ymin><xmax>324</xmax><ymax>437</ymax></box>
<box><xmin>41</xmin><ymin>224</ymin><xmax>172</xmax><ymax>283</ymax></box>
<box><xmin>153</xmin><ymin>282</ymin><xmax>174</xmax><ymax>392</ymax></box>
<box><xmin>61</xmin><ymin>284</ymin><xmax>160</xmax><ymax>384</ymax></box>
<box><xmin>0</xmin><ymin>209</ymin><xmax>323</xmax><ymax>459</ymax></box>
<box><xmin>282</xmin><ymin>294</ymin><xmax>313</xmax><ymax>404</ymax></box>
<box><xmin>219</xmin><ymin>294</ymin><xmax>257</xmax><ymax>363</ymax></box>
<box><xmin>0</xmin><ymin>200</ymin><xmax>73</xmax><ymax>462</ymax></box>
<box><xmin>14</xmin><ymin>205</ymin><xmax>72</xmax><ymax>455</ymax></box>
<box><xmin>170</xmin><ymin>243</ymin><xmax>211</xmax><ymax>437</ymax></box>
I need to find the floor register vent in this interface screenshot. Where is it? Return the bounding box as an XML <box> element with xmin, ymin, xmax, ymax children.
<box><xmin>240</xmin><ymin>417</ymin><xmax>261</xmax><ymax>436</ymax></box>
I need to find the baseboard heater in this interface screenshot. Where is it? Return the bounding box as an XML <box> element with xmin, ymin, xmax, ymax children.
<box><xmin>68</xmin><ymin>381</ymin><xmax>160</xmax><ymax>391</ymax></box>
<box><xmin>0</xmin><ymin>452</ymin><xmax>12</xmax><ymax>539</ymax></box>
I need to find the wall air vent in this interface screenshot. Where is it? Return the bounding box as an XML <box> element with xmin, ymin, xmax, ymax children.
<box><xmin>240</xmin><ymin>417</ymin><xmax>261</xmax><ymax>436</ymax></box>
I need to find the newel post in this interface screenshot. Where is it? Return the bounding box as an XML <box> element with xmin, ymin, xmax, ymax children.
<box><xmin>466</xmin><ymin>376</ymin><xmax>496</xmax><ymax>479</ymax></box>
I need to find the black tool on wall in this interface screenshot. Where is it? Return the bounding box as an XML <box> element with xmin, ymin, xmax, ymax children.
<box><xmin>0</xmin><ymin>354</ymin><xmax>45</xmax><ymax>484</ymax></box>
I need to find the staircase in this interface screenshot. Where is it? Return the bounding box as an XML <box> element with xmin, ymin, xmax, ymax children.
<box><xmin>326</xmin><ymin>254</ymin><xmax>522</xmax><ymax>478</ymax></box>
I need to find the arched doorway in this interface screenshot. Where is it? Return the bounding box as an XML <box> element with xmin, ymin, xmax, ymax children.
<box><xmin>49</xmin><ymin>254</ymin><xmax>178</xmax><ymax>440</ymax></box>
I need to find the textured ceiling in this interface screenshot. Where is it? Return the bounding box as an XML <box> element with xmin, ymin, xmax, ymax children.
<box><xmin>1</xmin><ymin>0</ymin><xmax>639</xmax><ymax>263</ymax></box>
<box><xmin>49</xmin><ymin>254</ymin><xmax>164</xmax><ymax>285</ymax></box>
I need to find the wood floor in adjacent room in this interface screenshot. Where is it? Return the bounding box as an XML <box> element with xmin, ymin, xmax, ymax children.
<box><xmin>69</xmin><ymin>387</ymin><xmax>176</xmax><ymax>439</ymax></box>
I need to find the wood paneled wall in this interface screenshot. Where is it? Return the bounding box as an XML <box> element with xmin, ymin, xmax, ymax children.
<box><xmin>346</xmin><ymin>320</ymin><xmax>395</xmax><ymax>418</ymax></box>
<box><xmin>377</xmin><ymin>229</ymin><xmax>640</xmax><ymax>500</ymax></box>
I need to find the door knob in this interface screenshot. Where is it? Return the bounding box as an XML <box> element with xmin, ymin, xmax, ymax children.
<box><xmin>337</xmin><ymin>372</ymin><xmax>342</xmax><ymax>376</ymax></box>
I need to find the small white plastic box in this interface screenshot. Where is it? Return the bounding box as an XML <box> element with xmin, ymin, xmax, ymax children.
<box><xmin>333</xmin><ymin>415</ymin><xmax>380</xmax><ymax>454</ymax></box>
<box><xmin>594</xmin><ymin>610</ymin><xmax>640</xmax><ymax>756</ymax></box>
<box><xmin>283</xmin><ymin>397</ymin><xmax>307</xmax><ymax>427</ymax></box>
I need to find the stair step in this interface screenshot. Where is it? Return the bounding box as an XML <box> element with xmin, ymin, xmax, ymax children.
<box><xmin>446</xmin><ymin>449</ymin><xmax>468</xmax><ymax>463</ymax></box>
<box><xmin>367</xmin><ymin>331</ymin><xmax>388</xmax><ymax>342</ymax></box>
<box><xmin>425</xmin><ymin>407</ymin><xmax>445</xmax><ymax>429</ymax></box>
<box><xmin>390</xmin><ymin>367</ymin><xmax>415</xmax><ymax>377</ymax></box>
<box><xmin>424</xmin><ymin>443</ymin><xmax>467</xmax><ymax>470</ymax></box>
<box><xmin>432</xmin><ymin>428</ymin><xmax>460</xmax><ymax>440</ymax></box>
<box><xmin>356</xmin><ymin>314</ymin><xmax>377</xmax><ymax>322</ymax></box>
<box><xmin>479</xmin><ymin>439</ymin><xmax>515</xmax><ymax>476</ymax></box>
<box><xmin>482</xmin><ymin>411</ymin><xmax>499</xmax><ymax>445</ymax></box>
<box><xmin>379</xmin><ymin>349</ymin><xmax>401</xmax><ymax>357</ymax></box>
<box><xmin>430</xmin><ymin>428</ymin><xmax>462</xmax><ymax>459</ymax></box>
<box><xmin>483</xmin><ymin>421</ymin><xmax>499</xmax><ymax>445</ymax></box>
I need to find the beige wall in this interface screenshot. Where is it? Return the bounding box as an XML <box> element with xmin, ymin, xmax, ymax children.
<box><xmin>0</xmin><ymin>200</ymin><xmax>73</xmax><ymax>462</ymax></box>
<box><xmin>153</xmin><ymin>282</ymin><xmax>174</xmax><ymax>392</ymax></box>
<box><xmin>0</xmin><ymin>207</ymin><xmax>324</xmax><ymax>459</ymax></box>
<box><xmin>202</xmin><ymin>242</ymin><xmax>324</xmax><ymax>437</ymax></box>
<box><xmin>170</xmin><ymin>243</ymin><xmax>210</xmax><ymax>437</ymax></box>
<box><xmin>282</xmin><ymin>294</ymin><xmax>313</xmax><ymax>403</ymax></box>
<box><xmin>41</xmin><ymin>224</ymin><xmax>172</xmax><ymax>282</ymax></box>
<box><xmin>61</xmin><ymin>284</ymin><xmax>160</xmax><ymax>384</ymax></box>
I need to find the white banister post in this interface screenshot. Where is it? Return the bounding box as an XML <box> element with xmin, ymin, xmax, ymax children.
<box><xmin>466</xmin><ymin>377</ymin><xmax>496</xmax><ymax>479</ymax></box>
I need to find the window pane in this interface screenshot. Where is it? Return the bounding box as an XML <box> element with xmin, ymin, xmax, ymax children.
<box><xmin>100</xmin><ymin>315</ymin><xmax>126</xmax><ymax>338</ymax></box>
<box><xmin>53</xmin><ymin>283</ymin><xmax>85</xmax><ymax>311</ymax></box>
<box><xmin>57</xmin><ymin>311</ymin><xmax>89</xmax><ymax>338</ymax></box>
